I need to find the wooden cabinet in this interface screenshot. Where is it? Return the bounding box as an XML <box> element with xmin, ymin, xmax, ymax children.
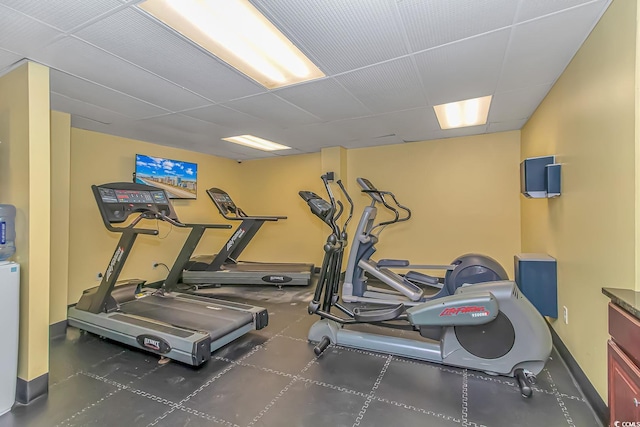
<box><xmin>608</xmin><ymin>303</ymin><xmax>640</xmax><ymax>426</ymax></box>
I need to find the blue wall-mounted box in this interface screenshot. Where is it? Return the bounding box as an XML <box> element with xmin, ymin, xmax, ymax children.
<box><xmin>520</xmin><ymin>155</ymin><xmax>561</xmax><ymax>198</ymax></box>
<box><xmin>514</xmin><ymin>253</ymin><xmax>557</xmax><ymax>318</ymax></box>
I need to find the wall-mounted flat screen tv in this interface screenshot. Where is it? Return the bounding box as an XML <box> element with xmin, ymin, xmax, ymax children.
<box><xmin>135</xmin><ymin>154</ymin><xmax>198</xmax><ymax>199</ymax></box>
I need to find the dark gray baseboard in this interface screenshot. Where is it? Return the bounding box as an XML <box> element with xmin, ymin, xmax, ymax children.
<box><xmin>16</xmin><ymin>373</ymin><xmax>48</xmax><ymax>404</ymax></box>
<box><xmin>49</xmin><ymin>320</ymin><xmax>67</xmax><ymax>339</ymax></box>
<box><xmin>551</xmin><ymin>326</ymin><xmax>608</xmax><ymax>426</ymax></box>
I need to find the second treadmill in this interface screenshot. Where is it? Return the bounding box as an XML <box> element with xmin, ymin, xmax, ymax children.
<box><xmin>181</xmin><ymin>187</ymin><xmax>314</xmax><ymax>287</ymax></box>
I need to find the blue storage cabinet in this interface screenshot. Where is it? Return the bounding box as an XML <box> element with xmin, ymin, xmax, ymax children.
<box><xmin>514</xmin><ymin>254</ymin><xmax>557</xmax><ymax>318</ymax></box>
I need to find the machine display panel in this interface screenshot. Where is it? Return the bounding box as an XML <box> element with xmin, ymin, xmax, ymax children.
<box><xmin>98</xmin><ymin>187</ymin><xmax>118</xmax><ymax>203</ymax></box>
<box><xmin>115</xmin><ymin>190</ymin><xmax>154</xmax><ymax>204</ymax></box>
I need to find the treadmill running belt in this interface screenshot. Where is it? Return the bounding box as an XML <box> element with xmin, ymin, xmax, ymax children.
<box><xmin>121</xmin><ymin>295</ymin><xmax>253</xmax><ymax>341</ymax></box>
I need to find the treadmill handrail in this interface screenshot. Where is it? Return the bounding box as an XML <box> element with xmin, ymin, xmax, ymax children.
<box><xmin>103</xmin><ymin>211</ymin><xmax>159</xmax><ymax>235</ymax></box>
<box><xmin>219</xmin><ymin>212</ymin><xmax>286</xmax><ymax>222</ymax></box>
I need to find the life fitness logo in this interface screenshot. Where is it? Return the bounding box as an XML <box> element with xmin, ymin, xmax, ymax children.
<box><xmin>440</xmin><ymin>306</ymin><xmax>490</xmax><ymax>318</ymax></box>
<box><xmin>226</xmin><ymin>228</ymin><xmax>246</xmax><ymax>251</ymax></box>
<box><xmin>614</xmin><ymin>422</ymin><xmax>640</xmax><ymax>426</ymax></box>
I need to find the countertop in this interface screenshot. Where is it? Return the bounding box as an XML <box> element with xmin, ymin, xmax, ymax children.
<box><xmin>602</xmin><ymin>287</ymin><xmax>640</xmax><ymax>319</ymax></box>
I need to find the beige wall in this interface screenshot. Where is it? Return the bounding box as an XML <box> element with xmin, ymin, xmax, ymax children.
<box><xmin>0</xmin><ymin>62</ymin><xmax>51</xmax><ymax>381</ymax></box>
<box><xmin>521</xmin><ymin>0</ymin><xmax>635</xmax><ymax>400</ymax></box>
<box><xmin>231</xmin><ymin>153</ymin><xmax>325</xmax><ymax>265</ymax></box>
<box><xmin>50</xmin><ymin>111</ymin><xmax>71</xmax><ymax>326</ymax></box>
<box><xmin>346</xmin><ymin>131</ymin><xmax>522</xmax><ymax>277</ymax></box>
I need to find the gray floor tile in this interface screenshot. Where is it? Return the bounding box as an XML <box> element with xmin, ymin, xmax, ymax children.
<box><xmin>132</xmin><ymin>358</ymin><xmax>231</xmax><ymax>402</ymax></box>
<box><xmin>184</xmin><ymin>364</ymin><xmax>293</xmax><ymax>426</ymax></box>
<box><xmin>301</xmin><ymin>345</ymin><xmax>389</xmax><ymax>394</ymax></box>
<box><xmin>0</xmin><ymin>374</ymin><xmax>118</xmax><ymax>427</ymax></box>
<box><xmin>252</xmin><ymin>379</ymin><xmax>367</xmax><ymax>427</ymax></box>
<box><xmin>242</xmin><ymin>335</ymin><xmax>316</xmax><ymax>375</ymax></box>
<box><xmin>66</xmin><ymin>388</ymin><xmax>171</xmax><ymax>426</ymax></box>
<box><xmin>374</xmin><ymin>358</ymin><xmax>464</xmax><ymax>417</ymax></box>
<box><xmin>358</xmin><ymin>399</ymin><xmax>460</xmax><ymax>427</ymax></box>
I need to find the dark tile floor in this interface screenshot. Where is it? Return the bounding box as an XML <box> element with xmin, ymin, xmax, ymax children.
<box><xmin>0</xmin><ymin>286</ymin><xmax>602</xmax><ymax>427</ymax></box>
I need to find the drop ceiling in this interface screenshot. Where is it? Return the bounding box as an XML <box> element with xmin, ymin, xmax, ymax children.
<box><xmin>0</xmin><ymin>0</ymin><xmax>611</xmax><ymax>160</ymax></box>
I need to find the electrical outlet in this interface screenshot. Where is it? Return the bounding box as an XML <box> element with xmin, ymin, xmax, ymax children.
<box><xmin>563</xmin><ymin>306</ymin><xmax>568</xmax><ymax>324</ymax></box>
<box><xmin>96</xmin><ymin>272</ymin><xmax>103</xmax><ymax>281</ymax></box>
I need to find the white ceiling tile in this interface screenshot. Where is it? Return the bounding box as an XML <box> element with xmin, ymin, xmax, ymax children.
<box><xmin>51</xmin><ymin>92</ymin><xmax>126</xmax><ymax>125</ymax></box>
<box><xmin>334</xmin><ymin>57</ymin><xmax>426</xmax><ymax>114</ymax></box>
<box><xmin>398</xmin><ymin>0</ymin><xmax>518</xmax><ymax>52</ymax></box>
<box><xmin>223</xmin><ymin>93</ymin><xmax>321</xmax><ymax>127</ymax></box>
<box><xmin>274</xmin><ymin>78</ymin><xmax>372</xmax><ymax>121</ymax></box>
<box><xmin>0</xmin><ymin>5</ymin><xmax>63</xmax><ymax>56</ymax></box>
<box><xmin>516</xmin><ymin>0</ymin><xmax>602</xmax><ymax>23</ymax></box>
<box><xmin>329</xmin><ymin>107</ymin><xmax>440</xmax><ymax>145</ymax></box>
<box><xmin>33</xmin><ymin>37</ymin><xmax>210</xmax><ymax>111</ymax></box>
<box><xmin>252</xmin><ymin>0</ymin><xmax>407</xmax><ymax>74</ymax></box>
<box><xmin>181</xmin><ymin>104</ymin><xmax>271</xmax><ymax>131</ymax></box>
<box><xmin>489</xmin><ymin>84</ymin><xmax>553</xmax><ymax>122</ymax></box>
<box><xmin>343</xmin><ymin>134</ymin><xmax>405</xmax><ymax>149</ymax></box>
<box><xmin>137</xmin><ymin>114</ymin><xmax>230</xmax><ymax>137</ymax></box>
<box><xmin>498</xmin><ymin>1</ymin><xmax>607</xmax><ymax>92</ymax></box>
<box><xmin>267</xmin><ymin>123</ymin><xmax>352</xmax><ymax>149</ymax></box>
<box><xmin>0</xmin><ymin>48</ymin><xmax>22</xmax><ymax>72</ymax></box>
<box><xmin>378</xmin><ymin>107</ymin><xmax>441</xmax><ymax>142</ymax></box>
<box><xmin>50</xmin><ymin>69</ymin><xmax>169</xmax><ymax>119</ymax></box>
<box><xmin>415</xmin><ymin>29</ymin><xmax>510</xmax><ymax>105</ymax></box>
<box><xmin>76</xmin><ymin>8</ymin><xmax>265</xmax><ymax>102</ymax></box>
<box><xmin>487</xmin><ymin>119</ymin><xmax>528</xmax><ymax>133</ymax></box>
<box><xmin>0</xmin><ymin>0</ymin><xmax>123</xmax><ymax>31</ymax></box>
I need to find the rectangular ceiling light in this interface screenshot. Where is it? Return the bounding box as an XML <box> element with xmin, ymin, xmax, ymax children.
<box><xmin>222</xmin><ymin>135</ymin><xmax>291</xmax><ymax>151</ymax></box>
<box><xmin>433</xmin><ymin>95</ymin><xmax>493</xmax><ymax>130</ymax></box>
<box><xmin>139</xmin><ymin>0</ymin><xmax>325</xmax><ymax>89</ymax></box>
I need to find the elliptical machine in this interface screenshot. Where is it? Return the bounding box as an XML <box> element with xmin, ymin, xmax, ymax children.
<box><xmin>299</xmin><ymin>174</ymin><xmax>551</xmax><ymax>398</ymax></box>
<box><xmin>343</xmin><ymin>177</ymin><xmax>508</xmax><ymax>306</ymax></box>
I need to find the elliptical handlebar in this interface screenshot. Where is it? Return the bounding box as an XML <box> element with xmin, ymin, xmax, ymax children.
<box><xmin>358</xmin><ymin>178</ymin><xmax>411</xmax><ymax>230</ymax></box>
<box><xmin>319</xmin><ymin>173</ymin><xmax>354</xmax><ymax>238</ymax></box>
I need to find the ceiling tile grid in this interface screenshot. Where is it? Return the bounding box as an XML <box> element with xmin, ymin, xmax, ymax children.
<box><xmin>397</xmin><ymin>0</ymin><xmax>518</xmax><ymax>52</ymax></box>
<box><xmin>180</xmin><ymin>104</ymin><xmax>272</xmax><ymax>131</ymax></box>
<box><xmin>334</xmin><ymin>57</ymin><xmax>427</xmax><ymax>114</ymax></box>
<box><xmin>75</xmin><ymin>8</ymin><xmax>265</xmax><ymax>103</ymax></box>
<box><xmin>0</xmin><ymin>0</ymin><xmax>614</xmax><ymax>160</ymax></box>
<box><xmin>488</xmin><ymin>84</ymin><xmax>553</xmax><ymax>123</ymax></box>
<box><xmin>0</xmin><ymin>5</ymin><xmax>63</xmax><ymax>57</ymax></box>
<box><xmin>487</xmin><ymin>118</ymin><xmax>528</xmax><ymax>133</ymax></box>
<box><xmin>497</xmin><ymin>1</ymin><xmax>610</xmax><ymax>92</ymax></box>
<box><xmin>0</xmin><ymin>0</ymin><xmax>124</xmax><ymax>32</ymax></box>
<box><xmin>51</xmin><ymin>92</ymin><xmax>128</xmax><ymax>125</ymax></box>
<box><xmin>33</xmin><ymin>36</ymin><xmax>211</xmax><ymax>111</ymax></box>
<box><xmin>414</xmin><ymin>28</ymin><xmax>511</xmax><ymax>105</ymax></box>
<box><xmin>251</xmin><ymin>0</ymin><xmax>408</xmax><ymax>74</ymax></box>
<box><xmin>515</xmin><ymin>0</ymin><xmax>601</xmax><ymax>23</ymax></box>
<box><xmin>223</xmin><ymin>93</ymin><xmax>322</xmax><ymax>127</ymax></box>
<box><xmin>50</xmin><ymin>69</ymin><xmax>170</xmax><ymax>119</ymax></box>
<box><xmin>274</xmin><ymin>78</ymin><xmax>372</xmax><ymax>122</ymax></box>
<box><xmin>0</xmin><ymin>48</ymin><xmax>22</xmax><ymax>72</ymax></box>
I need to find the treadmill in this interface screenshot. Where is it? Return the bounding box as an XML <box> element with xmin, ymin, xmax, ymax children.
<box><xmin>180</xmin><ymin>187</ymin><xmax>314</xmax><ymax>287</ymax></box>
<box><xmin>67</xmin><ymin>182</ymin><xmax>268</xmax><ymax>366</ymax></box>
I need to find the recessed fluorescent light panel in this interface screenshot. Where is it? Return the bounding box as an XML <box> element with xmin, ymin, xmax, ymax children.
<box><xmin>139</xmin><ymin>0</ymin><xmax>325</xmax><ymax>89</ymax></box>
<box><xmin>222</xmin><ymin>135</ymin><xmax>291</xmax><ymax>151</ymax></box>
<box><xmin>433</xmin><ymin>95</ymin><xmax>493</xmax><ymax>130</ymax></box>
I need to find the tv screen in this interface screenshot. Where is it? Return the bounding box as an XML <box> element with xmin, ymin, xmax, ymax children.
<box><xmin>135</xmin><ymin>154</ymin><xmax>198</xmax><ymax>199</ymax></box>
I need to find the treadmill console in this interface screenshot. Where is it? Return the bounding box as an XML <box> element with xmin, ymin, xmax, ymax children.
<box><xmin>207</xmin><ymin>188</ymin><xmax>239</xmax><ymax>216</ymax></box>
<box><xmin>93</xmin><ymin>182</ymin><xmax>179</xmax><ymax>223</ymax></box>
<box><xmin>357</xmin><ymin>177</ymin><xmax>383</xmax><ymax>203</ymax></box>
<box><xmin>299</xmin><ymin>191</ymin><xmax>334</xmax><ymax>226</ymax></box>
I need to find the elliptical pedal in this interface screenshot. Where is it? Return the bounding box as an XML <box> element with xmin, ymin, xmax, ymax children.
<box><xmin>514</xmin><ymin>368</ymin><xmax>534</xmax><ymax>398</ymax></box>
